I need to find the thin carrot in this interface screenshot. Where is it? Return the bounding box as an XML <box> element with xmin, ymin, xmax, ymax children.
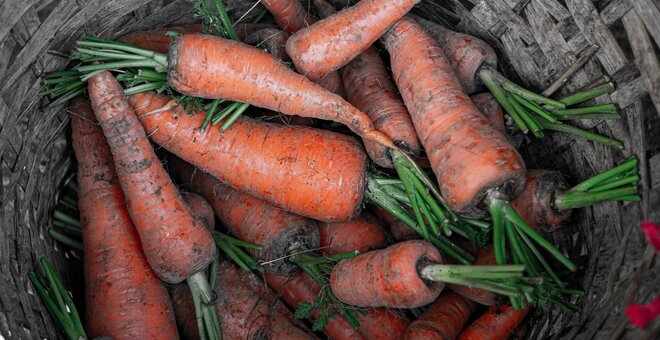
<box><xmin>168</xmin><ymin>156</ymin><xmax>320</xmax><ymax>275</ymax></box>
<box><xmin>458</xmin><ymin>304</ymin><xmax>530</xmax><ymax>340</ymax></box>
<box><xmin>286</xmin><ymin>0</ymin><xmax>421</xmax><ymax>80</ymax></box>
<box><xmin>472</xmin><ymin>93</ymin><xmax>506</xmax><ymax>134</ymax></box>
<box><xmin>318</xmin><ymin>211</ymin><xmax>388</xmax><ymax>255</ymax></box>
<box><xmin>87</xmin><ymin>72</ymin><xmax>219</xmax><ymax>338</ymax></box>
<box><xmin>70</xmin><ymin>96</ymin><xmax>179</xmax><ymax>339</ymax></box>
<box><xmin>171</xmin><ymin>258</ymin><xmax>317</xmax><ymax>339</ymax></box>
<box><xmin>382</xmin><ymin>16</ymin><xmax>526</xmax><ymax>217</ymax></box>
<box><xmin>404</xmin><ymin>292</ymin><xmax>476</xmax><ymax>340</ymax></box>
<box><xmin>181</xmin><ymin>191</ymin><xmax>216</xmax><ymax>230</ymax></box>
<box><xmin>118</xmin><ymin>25</ymin><xmax>203</xmax><ymax>53</ymax></box>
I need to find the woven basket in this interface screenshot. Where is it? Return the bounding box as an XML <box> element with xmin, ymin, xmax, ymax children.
<box><xmin>0</xmin><ymin>0</ymin><xmax>658</xmax><ymax>338</ymax></box>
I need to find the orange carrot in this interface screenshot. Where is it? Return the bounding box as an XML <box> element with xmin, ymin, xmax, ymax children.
<box><xmin>244</xmin><ymin>28</ymin><xmax>291</xmax><ymax>65</ymax></box>
<box><xmin>340</xmin><ymin>45</ymin><xmax>422</xmax><ymax>167</ymax></box>
<box><xmin>472</xmin><ymin>93</ymin><xmax>506</xmax><ymax>133</ymax></box>
<box><xmin>412</xmin><ymin>15</ymin><xmax>497</xmax><ymax>94</ymax></box>
<box><xmin>372</xmin><ymin>206</ymin><xmax>419</xmax><ymax>241</ymax></box>
<box><xmin>168</xmin><ymin>156</ymin><xmax>320</xmax><ymax>275</ymax></box>
<box><xmin>266</xmin><ymin>272</ymin><xmax>366</xmax><ymax>340</ymax></box>
<box><xmin>286</xmin><ymin>0</ymin><xmax>421</xmax><ymax>80</ymax></box>
<box><xmin>404</xmin><ymin>292</ymin><xmax>476</xmax><ymax>340</ymax></box>
<box><xmin>261</xmin><ymin>0</ymin><xmax>317</xmax><ymax>33</ymax></box>
<box><xmin>87</xmin><ymin>71</ymin><xmax>215</xmax><ymax>284</ymax></box>
<box><xmin>171</xmin><ymin>259</ymin><xmax>317</xmax><ymax>340</ymax></box>
<box><xmin>129</xmin><ymin>91</ymin><xmax>367</xmax><ymax>222</ymax></box>
<box><xmin>511</xmin><ymin>170</ymin><xmax>571</xmax><ymax>232</ymax></box>
<box><xmin>318</xmin><ymin>211</ymin><xmax>388</xmax><ymax>255</ymax></box>
<box><xmin>166</xmin><ymin>33</ymin><xmax>394</xmax><ymax>150</ymax></box>
<box><xmin>330</xmin><ymin>240</ymin><xmax>445</xmax><ymax>308</ymax></box>
<box><xmin>118</xmin><ymin>25</ymin><xmax>202</xmax><ymax>53</ymax></box>
<box><xmin>381</xmin><ymin>16</ymin><xmax>526</xmax><ymax>217</ymax></box>
<box><xmin>356</xmin><ymin>308</ymin><xmax>410</xmax><ymax>340</ymax></box>
<box><xmin>71</xmin><ymin>96</ymin><xmax>178</xmax><ymax>339</ymax></box>
<box><xmin>181</xmin><ymin>191</ymin><xmax>216</xmax><ymax>230</ymax></box>
<box><xmin>458</xmin><ymin>304</ymin><xmax>530</xmax><ymax>340</ymax></box>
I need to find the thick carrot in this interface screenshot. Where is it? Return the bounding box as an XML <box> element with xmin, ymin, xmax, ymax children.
<box><xmin>458</xmin><ymin>304</ymin><xmax>530</xmax><ymax>340</ymax></box>
<box><xmin>340</xmin><ymin>45</ymin><xmax>422</xmax><ymax>166</ymax></box>
<box><xmin>286</xmin><ymin>0</ymin><xmax>421</xmax><ymax>80</ymax></box>
<box><xmin>71</xmin><ymin>96</ymin><xmax>178</xmax><ymax>339</ymax></box>
<box><xmin>318</xmin><ymin>210</ymin><xmax>388</xmax><ymax>255</ymax></box>
<box><xmin>330</xmin><ymin>240</ymin><xmax>445</xmax><ymax>308</ymax></box>
<box><xmin>129</xmin><ymin>91</ymin><xmax>367</xmax><ymax>222</ymax></box>
<box><xmin>171</xmin><ymin>259</ymin><xmax>317</xmax><ymax>340</ymax></box>
<box><xmin>261</xmin><ymin>0</ymin><xmax>317</xmax><ymax>33</ymax></box>
<box><xmin>118</xmin><ymin>25</ymin><xmax>202</xmax><ymax>53</ymax></box>
<box><xmin>413</xmin><ymin>15</ymin><xmax>497</xmax><ymax>94</ymax></box>
<box><xmin>472</xmin><ymin>93</ymin><xmax>505</xmax><ymax>133</ymax></box>
<box><xmin>511</xmin><ymin>170</ymin><xmax>571</xmax><ymax>232</ymax></box>
<box><xmin>166</xmin><ymin>33</ymin><xmax>394</xmax><ymax>150</ymax></box>
<box><xmin>265</xmin><ymin>272</ymin><xmax>366</xmax><ymax>340</ymax></box>
<box><xmin>181</xmin><ymin>191</ymin><xmax>216</xmax><ymax>230</ymax></box>
<box><xmin>87</xmin><ymin>71</ymin><xmax>215</xmax><ymax>283</ymax></box>
<box><xmin>404</xmin><ymin>292</ymin><xmax>476</xmax><ymax>340</ymax></box>
<box><xmin>356</xmin><ymin>308</ymin><xmax>410</xmax><ymax>340</ymax></box>
<box><xmin>447</xmin><ymin>246</ymin><xmax>498</xmax><ymax>306</ymax></box>
<box><xmin>372</xmin><ymin>206</ymin><xmax>419</xmax><ymax>241</ymax></box>
<box><xmin>169</xmin><ymin>156</ymin><xmax>320</xmax><ymax>275</ymax></box>
<box><xmin>381</xmin><ymin>16</ymin><xmax>526</xmax><ymax>217</ymax></box>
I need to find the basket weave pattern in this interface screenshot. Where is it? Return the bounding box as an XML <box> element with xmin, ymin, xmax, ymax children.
<box><xmin>0</xmin><ymin>0</ymin><xmax>658</xmax><ymax>338</ymax></box>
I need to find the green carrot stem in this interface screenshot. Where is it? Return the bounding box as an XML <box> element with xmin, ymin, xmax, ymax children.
<box><xmin>557</xmin><ymin>82</ymin><xmax>615</xmax><ymax>106</ymax></box>
<box><xmin>463</xmin><ymin>218</ymin><xmax>491</xmax><ymax>230</ymax></box>
<box><xmin>396</xmin><ymin>165</ymin><xmax>428</xmax><ymax>240</ymax></box>
<box><xmin>432</xmin><ymin>235</ymin><xmax>474</xmax><ymax>265</ymax></box>
<box><xmin>417</xmin><ymin>190</ymin><xmax>441</xmax><ymax>236</ymax></box>
<box><xmin>489</xmin><ymin>199</ymin><xmax>507</xmax><ymax>265</ymax></box>
<box><xmin>568</xmin><ymin>157</ymin><xmax>637</xmax><ymax>192</ymax></box>
<box><xmin>373</xmin><ymin>178</ymin><xmax>403</xmax><ymax>186</ymax></box>
<box><xmin>39</xmin><ymin>80</ymin><xmax>84</xmax><ymax>97</ymax></box>
<box><xmin>537</xmin><ymin>119</ymin><xmax>623</xmax><ymax>149</ymax></box>
<box><xmin>555</xmin><ymin>103</ymin><xmax>619</xmax><ymax>116</ymax></box>
<box><xmin>510</xmin><ymin>94</ymin><xmax>544</xmax><ymax>137</ymax></box>
<box><xmin>220</xmin><ymin>102</ymin><xmax>250</xmax><ymax>131</ymax></box>
<box><xmin>505</xmin><ymin>220</ymin><xmax>530</xmax><ymax>267</ymax></box>
<box><xmin>364</xmin><ymin>178</ymin><xmax>418</xmax><ymax>232</ymax></box>
<box><xmin>53</xmin><ymin>211</ymin><xmax>81</xmax><ymax>228</ymax></box>
<box><xmin>554</xmin><ymin>112</ymin><xmax>621</xmax><ymax>120</ymax></box>
<box><xmin>48</xmin><ymin>229</ymin><xmax>83</xmax><ymax>251</ymax></box>
<box><xmin>589</xmin><ymin>176</ymin><xmax>639</xmax><ymax>192</ymax></box>
<box><xmin>57</xmin><ymin>199</ymin><xmax>78</xmax><ymax>212</ymax></box>
<box><xmin>220</xmin><ymin>233</ymin><xmax>262</xmax><ymax>250</ymax></box>
<box><xmin>554</xmin><ymin>187</ymin><xmax>638</xmax><ymax>210</ymax></box>
<box><xmin>381</xmin><ymin>184</ymin><xmax>411</xmax><ymax>204</ymax></box>
<box><xmin>511</xmin><ymin>93</ymin><xmax>557</xmax><ymax>123</ymax></box>
<box><xmin>408</xmin><ymin>170</ymin><xmax>449</xmax><ymax>226</ymax></box>
<box><xmin>46</xmin><ymin>262</ymin><xmax>85</xmax><ymax>337</ymax></box>
<box><xmin>212</xmin><ymin>102</ymin><xmax>241</xmax><ymax>125</ymax></box>
<box><xmin>189</xmin><ymin>280</ymin><xmax>208</xmax><ymax>340</ymax></box>
<box><xmin>214</xmin><ymin>0</ymin><xmax>239</xmax><ymax>40</ymax></box>
<box><xmin>123</xmin><ymin>82</ymin><xmax>167</xmax><ymax>95</ymax></box>
<box><xmin>481</xmin><ymin>67</ymin><xmax>565</xmax><ymax>109</ymax></box>
<box><xmin>480</xmin><ymin>68</ymin><xmax>529</xmax><ymax>134</ymax></box>
<box><xmin>52</xmin><ymin>221</ymin><xmax>83</xmax><ymax>237</ymax></box>
<box><xmin>43</xmin><ymin>76</ymin><xmax>80</xmax><ymax>85</ymax></box>
<box><xmin>49</xmin><ymin>88</ymin><xmax>86</xmax><ymax>108</ymax></box>
<box><xmin>76</xmin><ymin>47</ymin><xmax>150</xmax><ymax>61</ymax></box>
<box><xmin>41</xmin><ymin>259</ymin><xmax>69</xmax><ymax>323</ymax></box>
<box><xmin>77</xmin><ymin>38</ymin><xmax>168</xmax><ymax>63</ymax></box>
<box><xmin>613</xmin><ymin>195</ymin><xmax>641</xmax><ymax>201</ymax></box>
<box><xmin>504</xmin><ymin>204</ymin><xmax>576</xmax><ymax>271</ymax></box>
<box><xmin>79</xmin><ymin>61</ymin><xmax>165</xmax><ymax>78</ymax></box>
<box><xmin>45</xmin><ymin>70</ymin><xmax>80</xmax><ymax>78</ymax></box>
<box><xmin>201</xmin><ymin>99</ymin><xmax>221</xmax><ymax>132</ymax></box>
<box><xmin>28</xmin><ymin>273</ymin><xmax>81</xmax><ymax>340</ymax></box>
<box><xmin>208</xmin><ymin>257</ymin><xmax>219</xmax><ymax>290</ymax></box>
<box><xmin>514</xmin><ymin>227</ymin><xmax>564</xmax><ymax>287</ymax></box>
<box><xmin>418</xmin><ymin>268</ymin><xmax>522</xmax><ymax>297</ymax></box>
<box><xmin>330</xmin><ymin>250</ymin><xmax>360</xmax><ymax>261</ymax></box>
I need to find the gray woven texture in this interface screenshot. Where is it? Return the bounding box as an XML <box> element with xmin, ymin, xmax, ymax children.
<box><xmin>0</xmin><ymin>0</ymin><xmax>658</xmax><ymax>339</ymax></box>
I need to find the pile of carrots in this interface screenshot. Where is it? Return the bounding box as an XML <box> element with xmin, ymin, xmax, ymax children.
<box><xmin>32</xmin><ymin>0</ymin><xmax>641</xmax><ymax>339</ymax></box>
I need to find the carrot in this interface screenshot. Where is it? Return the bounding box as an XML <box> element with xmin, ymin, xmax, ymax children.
<box><xmin>70</xmin><ymin>96</ymin><xmax>179</xmax><ymax>339</ymax></box>
<box><xmin>171</xmin><ymin>258</ymin><xmax>317</xmax><ymax>340</ymax></box>
<box><xmin>261</xmin><ymin>0</ymin><xmax>317</xmax><ymax>33</ymax></box>
<box><xmin>458</xmin><ymin>304</ymin><xmax>530</xmax><ymax>340</ymax></box>
<box><xmin>414</xmin><ymin>15</ymin><xmax>623</xmax><ymax>145</ymax></box>
<box><xmin>330</xmin><ymin>240</ymin><xmax>533</xmax><ymax>309</ymax></box>
<box><xmin>404</xmin><ymin>292</ymin><xmax>476</xmax><ymax>340</ymax></box>
<box><xmin>181</xmin><ymin>191</ymin><xmax>216</xmax><ymax>230</ymax></box>
<box><xmin>340</xmin><ymin>44</ymin><xmax>422</xmax><ymax>166</ymax></box>
<box><xmin>286</xmin><ymin>0</ymin><xmax>421</xmax><ymax>80</ymax></box>
<box><xmin>168</xmin><ymin>156</ymin><xmax>320</xmax><ymax>274</ymax></box>
<box><xmin>88</xmin><ymin>71</ymin><xmax>215</xmax><ymax>283</ymax></box>
<box><xmin>266</xmin><ymin>272</ymin><xmax>366</xmax><ymax>340</ymax></box>
<box><xmin>318</xmin><ymin>210</ymin><xmax>388</xmax><ymax>255</ymax></box>
<box><xmin>512</xmin><ymin>157</ymin><xmax>640</xmax><ymax>232</ymax></box>
<box><xmin>244</xmin><ymin>28</ymin><xmax>291</xmax><ymax>65</ymax></box>
<box><xmin>266</xmin><ymin>272</ymin><xmax>410</xmax><ymax>339</ymax></box>
<box><xmin>372</xmin><ymin>206</ymin><xmax>419</xmax><ymax>241</ymax></box>
<box><xmin>131</xmin><ymin>91</ymin><xmax>366</xmax><ymax>222</ymax></box>
<box><xmin>382</xmin><ymin>16</ymin><xmax>526</xmax><ymax>217</ymax></box>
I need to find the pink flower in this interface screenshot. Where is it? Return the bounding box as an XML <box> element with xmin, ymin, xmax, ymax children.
<box><xmin>641</xmin><ymin>221</ymin><xmax>660</xmax><ymax>251</ymax></box>
<box><xmin>625</xmin><ymin>296</ymin><xmax>660</xmax><ymax>328</ymax></box>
